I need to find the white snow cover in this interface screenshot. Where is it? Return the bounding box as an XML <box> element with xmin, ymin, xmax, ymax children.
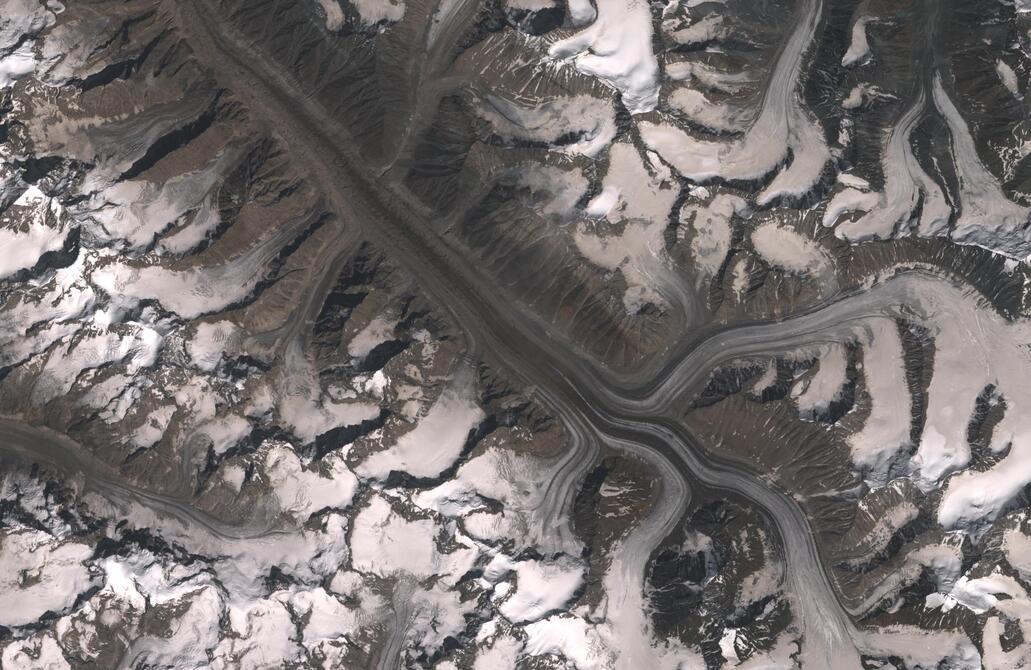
<box><xmin>733</xmin><ymin>633</ymin><xmax>799</xmax><ymax>669</ymax></box>
<box><xmin>669</xmin><ymin>87</ymin><xmax>750</xmax><ymax>133</ymax></box>
<box><xmin>548</xmin><ymin>0</ymin><xmax>660</xmax><ymax>114</ymax></box>
<box><xmin>669</xmin><ymin>14</ymin><xmax>727</xmax><ymax>46</ymax></box>
<box><xmin>841</xmin><ymin>15</ymin><xmax>872</xmax><ymax>66</ymax></box>
<box><xmin>926</xmin><ymin>571</ymin><xmax>1031</xmax><ymax>619</ymax></box>
<box><xmin>282</xmin><ymin>587</ymin><xmax>363</xmax><ymax>658</ymax></box>
<box><xmin>595</xmin><ymin>535</ymin><xmax>706</xmax><ymax>669</ymax></box>
<box><xmin>0</xmin><ymin>0</ymin><xmax>56</xmax><ymax>89</ymax></box>
<box><xmin>478</xmin><ymin>94</ymin><xmax>617</xmax><ymax>158</ymax></box>
<box><xmin>841</xmin><ymin>84</ymin><xmax>866</xmax><ymax>109</ymax></box>
<box><xmin>350</xmin><ymin>494</ymin><xmax>478</xmax><ymax>579</ymax></box>
<box><xmin>473</xmin><ymin>634</ymin><xmax>523</xmax><ymax>670</ymax></box>
<box><xmin>222</xmin><ymin>464</ymin><xmax>247</xmax><ymax>491</ymax></box>
<box><xmin>792</xmin><ymin>342</ymin><xmax>847</xmax><ymax>420</ymax></box>
<box><xmin>720</xmin><ymin>628</ymin><xmax>739</xmax><ymax>665</ymax></box>
<box><xmin>835</xmin><ymin>273</ymin><xmax>1031</xmax><ymax>530</ymax></box>
<box><xmin>0</xmin><ymin>530</ymin><xmax>94</xmax><ymax>627</ymax></box>
<box><xmin>574</xmin><ymin>142</ymin><xmax>680</xmax><ymax>314</ymax></box>
<box><xmin>682</xmin><ymin>193</ymin><xmax>749</xmax><ymax>276</ymax></box>
<box><xmin>837</xmin><ymin>173</ymin><xmax>871</xmax><ymax>190</ymax></box>
<box><xmin>996</xmin><ymin>59</ymin><xmax>1021</xmax><ymax>97</ymax></box>
<box><xmin>499</xmin><ymin>558</ymin><xmax>584</xmax><ymax>623</ymax></box>
<box><xmin>123</xmin><ymin>585</ymin><xmax>223</xmax><ymax>668</ymax></box>
<box><xmin>347</xmin><ymin>313</ymin><xmax>397</xmax><ymax>359</ymax></box>
<box><xmin>358</xmin><ymin>371</ymin><xmax>484</xmax><ymax>480</ymax></box>
<box><xmin>278</xmin><ymin>340</ymin><xmax>380</xmax><ymax>443</ymax></box>
<box><xmin>832</xmin><ymin>95</ymin><xmax>949</xmax><ymax>241</ymax></box>
<box><xmin>750</xmin><ymin>221</ymin><xmax>832</xmax><ymax>277</ymax></box>
<box><xmin>413</xmin><ymin>441</ymin><xmax>580</xmax><ymax>554</ymax></box>
<box><xmin>187</xmin><ymin>320</ymin><xmax>240</xmax><ymax>372</ymax></box>
<box><xmin>263</xmin><ymin>444</ymin><xmax>359</xmax><ymax>520</ymax></box>
<box><xmin>197</xmin><ymin>413</ymin><xmax>251</xmax><ymax>455</ymax></box>
<box><xmin>507</xmin><ymin>0</ymin><xmax>556</xmax><ymax>9</ymax></box>
<box><xmin>0</xmin><ymin>41</ymin><xmax>38</xmax><ymax>88</ymax></box>
<box><xmin>641</xmin><ymin>0</ymin><xmax>829</xmax><ymax>204</ymax></box>
<box><xmin>848</xmin><ymin>317</ymin><xmax>910</xmax><ymax>486</ymax></box>
<box><xmin>523</xmin><ymin>615</ymin><xmax>611</xmax><ymax>669</ymax></box>
<box><xmin>80</xmin><ymin>147</ymin><xmax>241</xmax><ymax>251</ymax></box>
<box><xmin>1004</xmin><ymin>524</ymin><xmax>1031</xmax><ymax>581</ymax></box>
<box><xmin>91</xmin><ymin>258</ymin><xmax>261</xmax><ymax>320</ymax></box>
<box><xmin>1</xmin><ymin>635</ymin><xmax>70</xmax><ymax>670</ymax></box>
<box><xmin>822</xmin><ymin>188</ymin><xmax>881</xmax><ymax>227</ymax></box>
<box><xmin>314</xmin><ymin>0</ymin><xmax>345</xmax><ymax>30</ymax></box>
<box><xmin>214</xmin><ymin>598</ymin><xmax>302</xmax><ymax>668</ymax></box>
<box><xmin>859</xmin><ymin>626</ymin><xmax>980</xmax><ymax>669</ymax></box>
<box><xmin>352</xmin><ymin>0</ymin><xmax>406</xmax><ymax>25</ymax></box>
<box><xmin>87</xmin><ymin>492</ymin><xmax>353</xmax><ymax>597</ymax></box>
<box><xmin>32</xmin><ymin>324</ymin><xmax>162</xmax><ymax>403</ymax></box>
<box><xmin>508</xmin><ymin>165</ymin><xmax>590</xmax><ymax>218</ymax></box>
<box><xmin>0</xmin><ymin>250</ymin><xmax>96</xmax><ymax>372</ymax></box>
<box><xmin>738</xmin><ymin>543</ymin><xmax>784</xmax><ymax>608</ymax></box>
<box><xmin>932</xmin><ymin>76</ymin><xmax>1031</xmax><ymax>258</ymax></box>
<box><xmin>156</xmin><ymin>193</ymin><xmax>222</xmax><ymax>256</ymax></box>
<box><xmin>131</xmin><ymin>405</ymin><xmax>176</xmax><ymax>449</ymax></box>
<box><xmin>845</xmin><ymin>486</ymin><xmax>919</xmax><ymax>561</ymax></box>
<box><xmin>665</xmin><ymin>60</ymin><xmax>754</xmax><ymax>93</ymax></box>
<box><xmin>984</xmin><ymin>615</ymin><xmax>1031</xmax><ymax>669</ymax></box>
<box><xmin>0</xmin><ymin>186</ymin><xmax>68</xmax><ymax>279</ymax></box>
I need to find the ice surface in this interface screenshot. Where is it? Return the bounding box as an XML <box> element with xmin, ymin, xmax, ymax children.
<box><xmin>187</xmin><ymin>320</ymin><xmax>241</xmax><ymax>372</ymax></box>
<box><xmin>0</xmin><ymin>530</ymin><xmax>93</xmax><ymax>627</ymax></box>
<box><xmin>413</xmin><ymin>441</ymin><xmax>579</xmax><ymax>553</ymax></box>
<box><xmin>859</xmin><ymin>626</ymin><xmax>980</xmax><ymax>669</ymax></box>
<box><xmin>1</xmin><ymin>635</ymin><xmax>70</xmax><ymax>670</ymax></box>
<box><xmin>350</xmin><ymin>494</ymin><xmax>477</xmax><ymax>579</ymax></box>
<box><xmin>264</xmin><ymin>444</ymin><xmax>359</xmax><ymax>520</ymax></box>
<box><xmin>751</xmin><ymin>221</ymin><xmax>831</xmax><ymax>277</ymax></box>
<box><xmin>642</xmin><ymin>0</ymin><xmax>830</xmax><ymax>204</ymax></box>
<box><xmin>478</xmin><ymin>94</ymin><xmax>617</xmax><ymax>158</ymax></box>
<box><xmin>669</xmin><ymin>14</ymin><xmax>727</xmax><ymax>46</ymax></box>
<box><xmin>574</xmin><ymin>142</ymin><xmax>680</xmax><ymax>313</ymax></box>
<box><xmin>352</xmin><ymin>0</ymin><xmax>406</xmax><ymax>25</ymax></box>
<box><xmin>0</xmin><ymin>186</ymin><xmax>68</xmax><ymax>278</ymax></box>
<box><xmin>347</xmin><ymin>313</ymin><xmax>398</xmax><ymax>359</ymax></box>
<box><xmin>833</xmin><ymin>95</ymin><xmax>950</xmax><ymax>241</ymax></box>
<box><xmin>358</xmin><ymin>370</ymin><xmax>483</xmax><ymax>480</ymax></box>
<box><xmin>548</xmin><ymin>0</ymin><xmax>660</xmax><ymax>114</ymax></box>
<box><xmin>665</xmin><ymin>60</ymin><xmax>754</xmax><ymax>93</ymax></box>
<box><xmin>792</xmin><ymin>343</ymin><xmax>847</xmax><ymax>420</ymax></box>
<box><xmin>996</xmin><ymin>59</ymin><xmax>1021</xmax><ymax>97</ymax></box>
<box><xmin>214</xmin><ymin>598</ymin><xmax>301</xmax><ymax>668</ymax></box>
<box><xmin>932</xmin><ymin>76</ymin><xmax>1031</xmax><ymax>258</ymax></box>
<box><xmin>0</xmin><ymin>0</ymin><xmax>54</xmax><ymax>89</ymax></box>
<box><xmin>841</xmin><ymin>16</ymin><xmax>872</xmax><ymax>67</ymax></box>
<box><xmin>683</xmin><ymin>193</ymin><xmax>749</xmax><ymax>276</ymax></box>
<box><xmin>669</xmin><ymin>87</ymin><xmax>750</xmax><ymax>134</ymax></box>
<box><xmin>499</xmin><ymin>557</ymin><xmax>584</xmax><ymax>623</ymax></box>
<box><xmin>315</xmin><ymin>0</ymin><xmax>345</xmax><ymax>30</ymax></box>
<box><xmin>848</xmin><ymin>318</ymin><xmax>910</xmax><ymax>486</ymax></box>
